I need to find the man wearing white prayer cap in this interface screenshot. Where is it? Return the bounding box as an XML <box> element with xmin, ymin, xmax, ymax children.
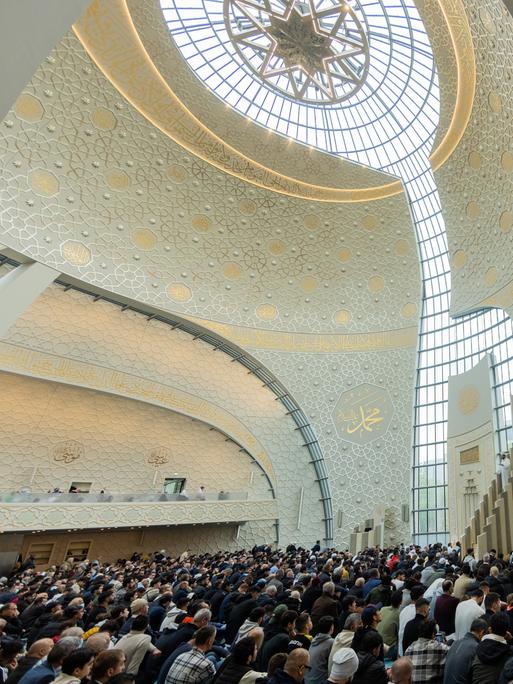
<box><xmin>324</xmin><ymin>647</ymin><xmax>359</xmax><ymax>683</ymax></box>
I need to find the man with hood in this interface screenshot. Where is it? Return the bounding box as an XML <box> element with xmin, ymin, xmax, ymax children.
<box><xmin>225</xmin><ymin>586</ymin><xmax>261</xmax><ymax>644</ymax></box>
<box><xmin>263</xmin><ymin>605</ymin><xmax>289</xmax><ymax>642</ymax></box>
<box><xmin>328</xmin><ymin>614</ymin><xmax>361</xmax><ymax>670</ymax></box>
<box><xmin>159</xmin><ymin>596</ymin><xmax>190</xmax><ymax>632</ymax></box>
<box><xmin>471</xmin><ymin>611</ymin><xmax>513</xmax><ymax>684</ymax></box>
<box><xmin>323</xmin><ymin>648</ymin><xmax>359</xmax><ymax>684</ymax></box>
<box><xmin>234</xmin><ymin>607</ymin><xmax>265</xmax><ymax>644</ymax></box>
<box><xmin>305</xmin><ymin>616</ymin><xmax>334</xmax><ymax>684</ymax></box>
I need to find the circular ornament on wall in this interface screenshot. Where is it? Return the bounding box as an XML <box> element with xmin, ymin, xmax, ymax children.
<box><xmin>90</xmin><ymin>107</ymin><xmax>117</xmax><ymax>130</ymax></box>
<box><xmin>166</xmin><ymin>282</ymin><xmax>193</xmax><ymax>302</ymax></box>
<box><xmin>500</xmin><ymin>211</ymin><xmax>513</xmax><ymax>233</ymax></box>
<box><xmin>452</xmin><ymin>249</ymin><xmax>467</xmax><ymax>269</ymax></box>
<box><xmin>14</xmin><ymin>93</ymin><xmax>44</xmax><ymax>122</ymax></box>
<box><xmin>334</xmin><ymin>382</ymin><xmax>393</xmax><ymax>445</ymax></box>
<box><xmin>256</xmin><ymin>303</ymin><xmax>278</xmax><ymax>321</ymax></box>
<box><xmin>29</xmin><ymin>169</ymin><xmax>59</xmax><ymax>197</ymax></box>
<box><xmin>333</xmin><ymin>309</ymin><xmax>351</xmax><ymax>325</ymax></box>
<box><xmin>401</xmin><ymin>302</ymin><xmax>417</xmax><ymax>319</ymax></box>
<box><xmin>131</xmin><ymin>228</ymin><xmax>157</xmax><ymax>250</ymax></box>
<box><xmin>484</xmin><ymin>266</ymin><xmax>497</xmax><ymax>287</ymax></box>
<box><xmin>458</xmin><ymin>385</ymin><xmax>480</xmax><ymax>415</ymax></box>
<box><xmin>61</xmin><ymin>240</ymin><xmax>92</xmax><ymax>266</ymax></box>
<box><xmin>502</xmin><ymin>152</ymin><xmax>513</xmax><ymax>173</ymax></box>
<box><xmin>148</xmin><ymin>447</ymin><xmax>171</xmax><ymax>465</ymax></box>
<box><xmin>468</xmin><ymin>151</ymin><xmax>481</xmax><ymax>170</ymax></box>
<box><xmin>466</xmin><ymin>201</ymin><xmax>480</xmax><ymax>219</ymax></box>
<box><xmin>53</xmin><ymin>440</ymin><xmax>84</xmax><ymax>464</ymax></box>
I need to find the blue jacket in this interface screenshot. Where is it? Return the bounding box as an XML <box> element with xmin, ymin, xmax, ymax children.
<box><xmin>362</xmin><ymin>578</ymin><xmax>381</xmax><ymax>599</ymax></box>
<box><xmin>18</xmin><ymin>663</ymin><xmax>57</xmax><ymax>684</ymax></box>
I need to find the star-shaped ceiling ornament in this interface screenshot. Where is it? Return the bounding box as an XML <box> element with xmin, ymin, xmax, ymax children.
<box><xmin>225</xmin><ymin>0</ymin><xmax>369</xmax><ymax>104</ymax></box>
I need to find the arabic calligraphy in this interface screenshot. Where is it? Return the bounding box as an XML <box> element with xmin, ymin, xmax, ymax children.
<box><xmin>340</xmin><ymin>406</ymin><xmax>384</xmax><ymax>435</ymax></box>
<box><xmin>53</xmin><ymin>440</ymin><xmax>84</xmax><ymax>464</ymax></box>
<box><xmin>147</xmin><ymin>447</ymin><xmax>171</xmax><ymax>466</ymax></box>
<box><xmin>334</xmin><ymin>383</ymin><xmax>393</xmax><ymax>445</ymax></box>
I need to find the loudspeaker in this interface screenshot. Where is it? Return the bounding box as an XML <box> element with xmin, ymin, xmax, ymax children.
<box><xmin>401</xmin><ymin>503</ymin><xmax>410</xmax><ymax>523</ymax></box>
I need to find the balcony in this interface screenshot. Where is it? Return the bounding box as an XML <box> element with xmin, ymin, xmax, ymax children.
<box><xmin>0</xmin><ymin>489</ymin><xmax>278</xmax><ymax>532</ymax></box>
<box><xmin>0</xmin><ymin>489</ymin><xmax>254</xmax><ymax>504</ymax></box>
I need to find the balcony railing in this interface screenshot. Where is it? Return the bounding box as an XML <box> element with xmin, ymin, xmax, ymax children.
<box><xmin>0</xmin><ymin>489</ymin><xmax>251</xmax><ymax>504</ymax></box>
<box><xmin>0</xmin><ymin>492</ymin><xmax>278</xmax><ymax>532</ymax></box>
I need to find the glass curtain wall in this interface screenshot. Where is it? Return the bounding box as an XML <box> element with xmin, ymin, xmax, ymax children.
<box><xmin>382</xmin><ymin>153</ymin><xmax>513</xmax><ymax>546</ymax></box>
<box><xmin>161</xmin><ymin>0</ymin><xmax>513</xmax><ymax>544</ymax></box>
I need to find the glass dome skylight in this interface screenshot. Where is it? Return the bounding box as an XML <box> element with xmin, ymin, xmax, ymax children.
<box><xmin>159</xmin><ymin>0</ymin><xmax>439</xmax><ymax>166</ymax></box>
<box><xmin>225</xmin><ymin>0</ymin><xmax>369</xmax><ymax>105</ymax></box>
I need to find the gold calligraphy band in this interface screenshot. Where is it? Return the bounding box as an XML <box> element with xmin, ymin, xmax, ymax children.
<box><xmin>73</xmin><ymin>0</ymin><xmax>475</xmax><ymax>203</ymax></box>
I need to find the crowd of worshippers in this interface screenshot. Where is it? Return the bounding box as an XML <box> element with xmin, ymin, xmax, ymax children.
<box><xmin>2</xmin><ymin>543</ymin><xmax>513</xmax><ymax>684</ymax></box>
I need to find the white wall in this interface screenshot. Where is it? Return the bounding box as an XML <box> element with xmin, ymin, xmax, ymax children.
<box><xmin>0</xmin><ymin>371</ymin><xmax>269</xmax><ymax>499</ymax></box>
<box><xmin>0</xmin><ymin>283</ymin><xmax>325</xmax><ymax>545</ymax></box>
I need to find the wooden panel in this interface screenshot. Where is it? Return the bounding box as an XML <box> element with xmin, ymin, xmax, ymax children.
<box><xmin>65</xmin><ymin>540</ymin><xmax>91</xmax><ymax>562</ymax></box>
<box><xmin>460</xmin><ymin>445</ymin><xmax>479</xmax><ymax>465</ymax></box>
<box><xmin>28</xmin><ymin>541</ymin><xmax>55</xmax><ymax>566</ymax></box>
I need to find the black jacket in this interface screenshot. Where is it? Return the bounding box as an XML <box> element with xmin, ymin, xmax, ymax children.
<box><xmin>213</xmin><ymin>658</ymin><xmax>252</xmax><ymax>684</ymax></box>
<box><xmin>499</xmin><ymin>655</ymin><xmax>513</xmax><ymax>684</ymax></box>
<box><xmin>352</xmin><ymin>652</ymin><xmax>388</xmax><ymax>684</ymax></box>
<box><xmin>472</xmin><ymin>636</ymin><xmax>513</xmax><ymax>684</ymax></box>
<box><xmin>156</xmin><ymin>621</ymin><xmax>196</xmax><ymax>656</ymax></box>
<box><xmin>402</xmin><ymin>614</ymin><xmax>425</xmax><ymax>654</ymax></box>
<box><xmin>151</xmin><ymin>622</ymin><xmax>197</xmax><ymax>675</ymax></box>
<box><xmin>260</xmin><ymin>630</ymin><xmax>290</xmax><ymax>669</ymax></box>
<box><xmin>3</xmin><ymin>616</ymin><xmax>24</xmax><ymax>638</ymax></box>
<box><xmin>267</xmin><ymin>669</ymin><xmax>298</xmax><ymax>684</ymax></box>
<box><xmin>5</xmin><ymin>657</ymin><xmax>40</xmax><ymax>684</ymax></box>
<box><xmin>225</xmin><ymin>598</ymin><xmax>257</xmax><ymax>644</ymax></box>
<box><xmin>352</xmin><ymin>627</ymin><xmax>384</xmax><ymax>661</ymax></box>
<box><xmin>210</xmin><ymin>590</ymin><xmax>228</xmax><ymax>621</ymax></box>
<box><xmin>301</xmin><ymin>586</ymin><xmax>322</xmax><ymax>614</ymax></box>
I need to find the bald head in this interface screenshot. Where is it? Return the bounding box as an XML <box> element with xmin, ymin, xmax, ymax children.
<box><xmin>284</xmin><ymin>648</ymin><xmax>310</xmax><ymax>682</ymax></box>
<box><xmin>391</xmin><ymin>657</ymin><xmax>413</xmax><ymax>684</ymax></box>
<box><xmin>86</xmin><ymin>631</ymin><xmax>111</xmax><ymax>653</ymax></box>
<box><xmin>60</xmin><ymin>627</ymin><xmax>84</xmax><ymax>639</ymax></box>
<box><xmin>27</xmin><ymin>639</ymin><xmax>54</xmax><ymax>659</ymax></box>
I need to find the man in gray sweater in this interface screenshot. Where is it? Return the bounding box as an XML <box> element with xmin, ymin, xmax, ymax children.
<box><xmin>442</xmin><ymin>618</ymin><xmax>487</xmax><ymax>684</ymax></box>
<box><xmin>305</xmin><ymin>616</ymin><xmax>334</xmax><ymax>684</ymax></box>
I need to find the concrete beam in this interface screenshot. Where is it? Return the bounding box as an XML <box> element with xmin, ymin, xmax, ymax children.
<box><xmin>0</xmin><ymin>0</ymin><xmax>91</xmax><ymax>121</ymax></box>
<box><xmin>0</xmin><ymin>262</ymin><xmax>59</xmax><ymax>337</ymax></box>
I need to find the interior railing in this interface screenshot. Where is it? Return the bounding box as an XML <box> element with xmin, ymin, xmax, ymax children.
<box><xmin>0</xmin><ymin>489</ymin><xmax>256</xmax><ymax>503</ymax></box>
